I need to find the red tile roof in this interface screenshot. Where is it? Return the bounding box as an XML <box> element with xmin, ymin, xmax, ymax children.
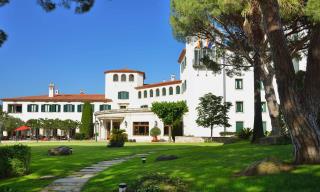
<box><xmin>178</xmin><ymin>48</ymin><xmax>186</xmax><ymax>63</ymax></box>
<box><xmin>104</xmin><ymin>69</ymin><xmax>145</xmax><ymax>75</ymax></box>
<box><xmin>1</xmin><ymin>94</ymin><xmax>112</xmax><ymax>102</ymax></box>
<box><xmin>135</xmin><ymin>80</ymin><xmax>182</xmax><ymax>90</ymax></box>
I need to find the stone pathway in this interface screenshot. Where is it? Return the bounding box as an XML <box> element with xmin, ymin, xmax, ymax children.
<box><xmin>41</xmin><ymin>153</ymin><xmax>151</xmax><ymax>192</ymax></box>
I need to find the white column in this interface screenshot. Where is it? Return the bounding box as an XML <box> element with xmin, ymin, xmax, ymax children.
<box><xmin>110</xmin><ymin>119</ymin><xmax>113</xmax><ymax>132</ymax></box>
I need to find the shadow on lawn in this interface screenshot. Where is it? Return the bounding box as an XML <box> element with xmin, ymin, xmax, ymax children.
<box><xmin>82</xmin><ymin>142</ymin><xmax>320</xmax><ymax>192</ymax></box>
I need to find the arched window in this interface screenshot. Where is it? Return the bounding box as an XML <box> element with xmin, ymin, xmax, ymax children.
<box><xmin>176</xmin><ymin>86</ymin><xmax>181</xmax><ymax>94</ymax></box>
<box><xmin>129</xmin><ymin>74</ymin><xmax>134</xmax><ymax>82</ymax></box>
<box><xmin>138</xmin><ymin>91</ymin><xmax>142</xmax><ymax>99</ymax></box>
<box><xmin>169</xmin><ymin>87</ymin><xmax>173</xmax><ymax>95</ymax></box>
<box><xmin>144</xmin><ymin>90</ymin><xmax>147</xmax><ymax>98</ymax></box>
<box><xmin>121</xmin><ymin>74</ymin><xmax>126</xmax><ymax>82</ymax></box>
<box><xmin>118</xmin><ymin>91</ymin><xmax>129</xmax><ymax>99</ymax></box>
<box><xmin>162</xmin><ymin>87</ymin><xmax>166</xmax><ymax>96</ymax></box>
<box><xmin>113</xmin><ymin>74</ymin><xmax>119</xmax><ymax>82</ymax></box>
<box><xmin>156</xmin><ymin>89</ymin><xmax>160</xmax><ymax>97</ymax></box>
<box><xmin>149</xmin><ymin>89</ymin><xmax>153</xmax><ymax>97</ymax></box>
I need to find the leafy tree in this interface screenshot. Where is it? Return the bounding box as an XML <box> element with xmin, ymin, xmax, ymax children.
<box><xmin>151</xmin><ymin>101</ymin><xmax>188</xmax><ymax>142</ymax></box>
<box><xmin>80</xmin><ymin>102</ymin><xmax>93</xmax><ymax>139</ymax></box>
<box><xmin>196</xmin><ymin>93</ymin><xmax>231</xmax><ymax>140</ymax></box>
<box><xmin>26</xmin><ymin>119</ymin><xmax>41</xmax><ymax>142</ymax></box>
<box><xmin>0</xmin><ymin>113</ymin><xmax>24</xmax><ymax>138</ymax></box>
<box><xmin>62</xmin><ymin>119</ymin><xmax>80</xmax><ymax>140</ymax></box>
<box><xmin>257</xmin><ymin>0</ymin><xmax>320</xmax><ymax>163</ymax></box>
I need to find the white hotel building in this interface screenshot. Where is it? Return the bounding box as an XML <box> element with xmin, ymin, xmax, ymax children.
<box><xmin>1</xmin><ymin>38</ymin><xmax>287</xmax><ymax>142</ymax></box>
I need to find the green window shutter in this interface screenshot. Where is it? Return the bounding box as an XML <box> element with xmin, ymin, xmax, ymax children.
<box><xmin>27</xmin><ymin>105</ymin><xmax>31</xmax><ymax>112</ymax></box>
<box><xmin>100</xmin><ymin>105</ymin><xmax>103</xmax><ymax>111</ymax></box>
<box><xmin>236</xmin><ymin>102</ymin><xmax>243</xmax><ymax>112</ymax></box>
<box><xmin>64</xmin><ymin>105</ymin><xmax>67</xmax><ymax>112</ymax></box>
<box><xmin>91</xmin><ymin>104</ymin><xmax>94</xmax><ymax>111</ymax></box>
<box><xmin>138</xmin><ymin>91</ymin><xmax>141</xmax><ymax>99</ymax></box>
<box><xmin>36</xmin><ymin>105</ymin><xmax>39</xmax><ymax>112</ymax></box>
<box><xmin>72</xmin><ymin>105</ymin><xmax>75</xmax><ymax>112</ymax></box>
<box><xmin>77</xmin><ymin>105</ymin><xmax>81</xmax><ymax>112</ymax></box>
<box><xmin>236</xmin><ymin>121</ymin><xmax>244</xmax><ymax>133</ymax></box>
<box><xmin>41</xmin><ymin>105</ymin><xmax>45</xmax><ymax>112</ymax></box>
<box><xmin>108</xmin><ymin>105</ymin><xmax>111</xmax><ymax>110</ymax></box>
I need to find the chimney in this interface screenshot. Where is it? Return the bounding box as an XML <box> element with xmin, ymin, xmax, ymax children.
<box><xmin>49</xmin><ymin>82</ymin><xmax>55</xmax><ymax>97</ymax></box>
<box><xmin>170</xmin><ymin>74</ymin><xmax>176</xmax><ymax>81</ymax></box>
<box><xmin>55</xmin><ymin>89</ymin><xmax>59</xmax><ymax>95</ymax></box>
<box><xmin>80</xmin><ymin>89</ymin><xmax>85</xmax><ymax>94</ymax></box>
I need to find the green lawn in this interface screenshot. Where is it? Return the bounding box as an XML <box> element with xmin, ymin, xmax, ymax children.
<box><xmin>1</xmin><ymin>141</ymin><xmax>320</xmax><ymax>192</ymax></box>
<box><xmin>82</xmin><ymin>142</ymin><xmax>320</xmax><ymax>192</ymax></box>
<box><xmin>0</xmin><ymin>141</ymin><xmax>199</xmax><ymax>192</ymax></box>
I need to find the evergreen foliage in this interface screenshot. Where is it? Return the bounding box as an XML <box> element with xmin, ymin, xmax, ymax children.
<box><xmin>80</xmin><ymin>102</ymin><xmax>93</xmax><ymax>139</ymax></box>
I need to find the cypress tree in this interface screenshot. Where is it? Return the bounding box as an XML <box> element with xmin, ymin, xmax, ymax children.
<box><xmin>80</xmin><ymin>102</ymin><xmax>93</xmax><ymax>139</ymax></box>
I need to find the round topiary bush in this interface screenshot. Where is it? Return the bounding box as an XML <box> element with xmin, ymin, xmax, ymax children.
<box><xmin>150</xmin><ymin>127</ymin><xmax>161</xmax><ymax>142</ymax></box>
<box><xmin>127</xmin><ymin>173</ymin><xmax>188</xmax><ymax>192</ymax></box>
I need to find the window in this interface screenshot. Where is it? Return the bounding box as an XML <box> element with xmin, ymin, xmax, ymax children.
<box><xmin>138</xmin><ymin>91</ymin><xmax>141</xmax><ymax>99</ymax></box>
<box><xmin>27</xmin><ymin>104</ymin><xmax>38</xmax><ymax>112</ymax></box>
<box><xmin>176</xmin><ymin>86</ymin><xmax>181</xmax><ymax>94</ymax></box>
<box><xmin>164</xmin><ymin>125</ymin><xmax>169</xmax><ymax>136</ymax></box>
<box><xmin>263</xmin><ymin>121</ymin><xmax>267</xmax><ymax>133</ymax></box>
<box><xmin>41</xmin><ymin>104</ymin><xmax>60</xmax><ymax>112</ymax></box>
<box><xmin>261</xmin><ymin>102</ymin><xmax>267</xmax><ymax>112</ymax></box>
<box><xmin>8</xmin><ymin>104</ymin><xmax>22</xmax><ymax>113</ymax></box>
<box><xmin>144</xmin><ymin>90</ymin><xmax>147</xmax><ymax>98</ymax></box>
<box><xmin>51</xmin><ymin>104</ymin><xmax>61</xmax><ymax>112</ymax></box>
<box><xmin>140</xmin><ymin>105</ymin><xmax>148</xmax><ymax>108</ymax></box>
<box><xmin>120</xmin><ymin>105</ymin><xmax>127</xmax><ymax>109</ymax></box>
<box><xmin>162</xmin><ymin>87</ymin><xmax>166</xmax><ymax>96</ymax></box>
<box><xmin>236</xmin><ymin>101</ymin><xmax>244</xmax><ymax>112</ymax></box>
<box><xmin>100</xmin><ymin>104</ymin><xmax>111</xmax><ymax>111</ymax></box>
<box><xmin>156</xmin><ymin>89</ymin><xmax>160</xmax><ymax>97</ymax></box>
<box><xmin>235</xmin><ymin>79</ymin><xmax>243</xmax><ymax>89</ymax></box>
<box><xmin>150</xmin><ymin>90</ymin><xmax>153</xmax><ymax>97</ymax></box>
<box><xmin>77</xmin><ymin>104</ymin><xmax>83</xmax><ymax>112</ymax></box>
<box><xmin>236</xmin><ymin>121</ymin><xmax>244</xmax><ymax>133</ymax></box>
<box><xmin>64</xmin><ymin>104</ymin><xmax>75</xmax><ymax>112</ymax></box>
<box><xmin>113</xmin><ymin>74</ymin><xmax>118</xmax><ymax>82</ymax></box>
<box><xmin>41</xmin><ymin>104</ymin><xmax>51</xmax><ymax>112</ymax></box>
<box><xmin>91</xmin><ymin>104</ymin><xmax>95</xmax><ymax>111</ymax></box>
<box><xmin>182</xmin><ymin>80</ymin><xmax>187</xmax><ymax>92</ymax></box>
<box><xmin>121</xmin><ymin>74</ymin><xmax>126</xmax><ymax>82</ymax></box>
<box><xmin>118</xmin><ymin>91</ymin><xmax>129</xmax><ymax>99</ymax></box>
<box><xmin>169</xmin><ymin>87</ymin><xmax>173</xmax><ymax>95</ymax></box>
<box><xmin>129</xmin><ymin>74</ymin><xmax>134</xmax><ymax>82</ymax></box>
<box><xmin>181</xmin><ymin>57</ymin><xmax>187</xmax><ymax>72</ymax></box>
<box><xmin>133</xmin><ymin>122</ymin><xmax>149</xmax><ymax>135</ymax></box>
<box><xmin>194</xmin><ymin>48</ymin><xmax>200</xmax><ymax>65</ymax></box>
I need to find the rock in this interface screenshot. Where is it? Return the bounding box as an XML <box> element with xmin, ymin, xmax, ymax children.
<box><xmin>48</xmin><ymin>146</ymin><xmax>73</xmax><ymax>156</ymax></box>
<box><xmin>236</xmin><ymin>157</ymin><xmax>293</xmax><ymax>176</ymax></box>
<box><xmin>155</xmin><ymin>155</ymin><xmax>178</xmax><ymax>161</ymax></box>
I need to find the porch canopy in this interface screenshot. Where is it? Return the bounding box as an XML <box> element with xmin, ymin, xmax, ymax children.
<box><xmin>15</xmin><ymin>126</ymin><xmax>31</xmax><ymax>131</ymax></box>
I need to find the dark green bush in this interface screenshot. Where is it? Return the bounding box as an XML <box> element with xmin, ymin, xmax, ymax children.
<box><xmin>237</xmin><ymin>128</ymin><xmax>253</xmax><ymax>140</ymax></box>
<box><xmin>107</xmin><ymin>129</ymin><xmax>128</xmax><ymax>147</ymax></box>
<box><xmin>74</xmin><ymin>133</ymin><xmax>86</xmax><ymax>140</ymax></box>
<box><xmin>127</xmin><ymin>173</ymin><xmax>188</xmax><ymax>192</ymax></box>
<box><xmin>219</xmin><ymin>131</ymin><xmax>236</xmax><ymax>136</ymax></box>
<box><xmin>0</xmin><ymin>144</ymin><xmax>31</xmax><ymax>178</ymax></box>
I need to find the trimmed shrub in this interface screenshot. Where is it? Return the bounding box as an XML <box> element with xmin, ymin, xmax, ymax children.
<box><xmin>80</xmin><ymin>102</ymin><xmax>94</xmax><ymax>139</ymax></box>
<box><xmin>74</xmin><ymin>133</ymin><xmax>86</xmax><ymax>140</ymax></box>
<box><xmin>150</xmin><ymin>127</ymin><xmax>161</xmax><ymax>141</ymax></box>
<box><xmin>107</xmin><ymin>129</ymin><xmax>128</xmax><ymax>147</ymax></box>
<box><xmin>237</xmin><ymin>128</ymin><xmax>253</xmax><ymax>140</ymax></box>
<box><xmin>128</xmin><ymin>173</ymin><xmax>188</xmax><ymax>192</ymax></box>
<box><xmin>219</xmin><ymin>131</ymin><xmax>236</xmax><ymax>136</ymax></box>
<box><xmin>0</xmin><ymin>144</ymin><xmax>31</xmax><ymax>178</ymax></box>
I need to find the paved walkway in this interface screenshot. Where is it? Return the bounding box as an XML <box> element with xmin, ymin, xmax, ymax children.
<box><xmin>41</xmin><ymin>153</ymin><xmax>151</xmax><ymax>192</ymax></box>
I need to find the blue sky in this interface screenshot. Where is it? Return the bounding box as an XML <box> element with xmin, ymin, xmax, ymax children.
<box><xmin>0</xmin><ymin>0</ymin><xmax>184</xmax><ymax>99</ymax></box>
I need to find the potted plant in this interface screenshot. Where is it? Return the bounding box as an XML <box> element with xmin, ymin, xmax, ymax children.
<box><xmin>150</xmin><ymin>127</ymin><xmax>161</xmax><ymax>142</ymax></box>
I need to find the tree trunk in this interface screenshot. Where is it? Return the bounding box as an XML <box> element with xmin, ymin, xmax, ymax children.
<box><xmin>210</xmin><ymin>125</ymin><xmax>213</xmax><ymax>140</ymax></box>
<box><xmin>247</xmin><ymin>0</ymin><xmax>265</xmax><ymax>143</ymax></box>
<box><xmin>168</xmin><ymin>125</ymin><xmax>172</xmax><ymax>142</ymax></box>
<box><xmin>251</xmin><ymin>53</ymin><xmax>265</xmax><ymax>143</ymax></box>
<box><xmin>258</xmin><ymin>0</ymin><xmax>320</xmax><ymax>164</ymax></box>
<box><xmin>261</xmin><ymin>59</ymin><xmax>281</xmax><ymax>136</ymax></box>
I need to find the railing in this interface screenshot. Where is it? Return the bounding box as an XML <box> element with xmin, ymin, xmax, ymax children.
<box><xmin>95</xmin><ymin>108</ymin><xmax>151</xmax><ymax>116</ymax></box>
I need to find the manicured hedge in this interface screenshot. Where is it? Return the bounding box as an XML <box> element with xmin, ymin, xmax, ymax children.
<box><xmin>0</xmin><ymin>144</ymin><xmax>31</xmax><ymax>178</ymax></box>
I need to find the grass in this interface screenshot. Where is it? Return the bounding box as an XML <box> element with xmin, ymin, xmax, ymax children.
<box><xmin>82</xmin><ymin>141</ymin><xmax>320</xmax><ymax>192</ymax></box>
<box><xmin>0</xmin><ymin>141</ymin><xmax>202</xmax><ymax>192</ymax></box>
<box><xmin>1</xmin><ymin>141</ymin><xmax>320</xmax><ymax>192</ymax></box>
